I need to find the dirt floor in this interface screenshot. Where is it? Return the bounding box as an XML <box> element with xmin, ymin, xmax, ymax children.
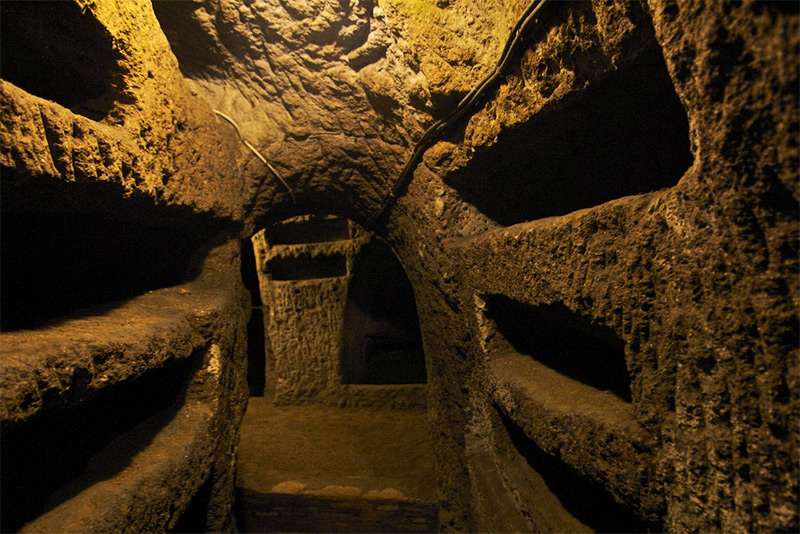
<box><xmin>236</xmin><ymin>398</ymin><xmax>437</xmax><ymax>501</ymax></box>
<box><xmin>235</xmin><ymin>398</ymin><xmax>438</xmax><ymax>533</ymax></box>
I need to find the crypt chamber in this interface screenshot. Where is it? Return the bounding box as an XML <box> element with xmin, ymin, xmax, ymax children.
<box><xmin>0</xmin><ymin>0</ymin><xmax>797</xmax><ymax>532</ymax></box>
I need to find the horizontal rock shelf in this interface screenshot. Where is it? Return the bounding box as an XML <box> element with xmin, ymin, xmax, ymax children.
<box><xmin>0</xmin><ymin>279</ymin><xmax>238</xmax><ymax>429</ymax></box>
<box><xmin>19</xmin><ymin>344</ymin><xmax>223</xmax><ymax>533</ymax></box>
<box><xmin>486</xmin><ymin>350</ymin><xmax>660</xmax><ymax>517</ymax></box>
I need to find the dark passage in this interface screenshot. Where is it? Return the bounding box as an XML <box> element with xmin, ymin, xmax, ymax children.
<box><xmin>497</xmin><ymin>407</ymin><xmax>657</xmax><ymax>533</ymax></box>
<box><xmin>241</xmin><ymin>238</ymin><xmax>266</xmax><ymax>397</ymax></box>
<box><xmin>340</xmin><ymin>240</ymin><xmax>426</xmax><ymax>385</ymax></box>
<box><xmin>446</xmin><ymin>40</ymin><xmax>692</xmax><ymax>226</ymax></box>
<box><xmin>483</xmin><ymin>295</ymin><xmax>632</xmax><ymax>402</ymax></box>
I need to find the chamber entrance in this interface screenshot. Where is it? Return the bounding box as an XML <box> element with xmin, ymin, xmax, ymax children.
<box><xmin>339</xmin><ymin>239</ymin><xmax>427</xmax><ymax>385</ymax></box>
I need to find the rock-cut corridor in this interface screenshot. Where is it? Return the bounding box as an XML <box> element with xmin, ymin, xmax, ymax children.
<box><xmin>0</xmin><ymin>1</ymin><xmax>797</xmax><ymax>533</ymax></box>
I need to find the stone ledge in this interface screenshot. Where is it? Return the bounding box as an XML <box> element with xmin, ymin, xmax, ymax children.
<box><xmin>0</xmin><ymin>279</ymin><xmax>237</xmax><ymax>429</ymax></box>
<box><xmin>445</xmin><ymin>188</ymin><xmax>663</xmax><ymax>251</ymax></box>
<box><xmin>19</xmin><ymin>345</ymin><xmax>223</xmax><ymax>533</ymax></box>
<box><xmin>263</xmin><ymin>240</ymin><xmax>356</xmax><ymax>263</ymax></box>
<box><xmin>487</xmin><ymin>351</ymin><xmax>661</xmax><ymax>517</ymax></box>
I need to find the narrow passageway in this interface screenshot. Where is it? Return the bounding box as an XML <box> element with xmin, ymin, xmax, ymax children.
<box><xmin>236</xmin><ymin>215</ymin><xmax>436</xmax><ymax>533</ymax></box>
<box><xmin>1</xmin><ymin>1</ymin><xmax>796</xmax><ymax>532</ymax></box>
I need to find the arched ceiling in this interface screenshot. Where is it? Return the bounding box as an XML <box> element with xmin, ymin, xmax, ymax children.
<box><xmin>151</xmin><ymin>0</ymin><xmax>527</xmax><ymax>226</ymax></box>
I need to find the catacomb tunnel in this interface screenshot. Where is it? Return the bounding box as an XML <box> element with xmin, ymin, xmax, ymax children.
<box><xmin>0</xmin><ymin>1</ymin><xmax>798</xmax><ymax>533</ymax></box>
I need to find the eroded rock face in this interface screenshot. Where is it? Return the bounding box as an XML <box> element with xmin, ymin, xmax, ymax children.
<box><xmin>151</xmin><ymin>0</ymin><xmax>532</xmax><ymax>224</ymax></box>
<box><xmin>1</xmin><ymin>0</ymin><xmax>797</xmax><ymax>533</ymax></box>
<box><xmin>1</xmin><ymin>0</ymin><xmax>249</xmax><ymax>531</ymax></box>
<box><xmin>0</xmin><ymin>0</ymin><xmax>243</xmax><ymax>219</ymax></box>
<box><xmin>374</xmin><ymin>1</ymin><xmax>798</xmax><ymax>532</ymax></box>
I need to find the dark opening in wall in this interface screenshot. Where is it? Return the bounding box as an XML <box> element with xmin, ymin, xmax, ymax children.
<box><xmin>0</xmin><ymin>212</ymin><xmax>206</xmax><ymax>331</ymax></box>
<box><xmin>241</xmin><ymin>239</ymin><xmax>266</xmax><ymax>396</ymax></box>
<box><xmin>496</xmin><ymin>407</ymin><xmax>656</xmax><ymax>533</ymax></box>
<box><xmin>0</xmin><ymin>354</ymin><xmax>201</xmax><ymax>532</ymax></box>
<box><xmin>340</xmin><ymin>240</ymin><xmax>426</xmax><ymax>385</ymax></box>
<box><xmin>446</xmin><ymin>40</ymin><xmax>692</xmax><ymax>226</ymax></box>
<box><xmin>264</xmin><ymin>216</ymin><xmax>351</xmax><ymax>245</ymax></box>
<box><xmin>266</xmin><ymin>252</ymin><xmax>347</xmax><ymax>281</ymax></box>
<box><xmin>0</xmin><ymin>1</ymin><xmax>128</xmax><ymax>121</ymax></box>
<box><xmin>482</xmin><ymin>295</ymin><xmax>632</xmax><ymax>402</ymax></box>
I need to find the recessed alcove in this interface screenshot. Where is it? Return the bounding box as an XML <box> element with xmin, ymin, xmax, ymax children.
<box><xmin>340</xmin><ymin>239</ymin><xmax>427</xmax><ymax>385</ymax></box>
<box><xmin>446</xmin><ymin>41</ymin><xmax>692</xmax><ymax>226</ymax></box>
<box><xmin>481</xmin><ymin>294</ymin><xmax>632</xmax><ymax>402</ymax></box>
<box><xmin>493</xmin><ymin>405</ymin><xmax>657</xmax><ymax>533</ymax></box>
<box><xmin>266</xmin><ymin>252</ymin><xmax>348</xmax><ymax>281</ymax></box>
<box><xmin>0</xmin><ymin>353</ymin><xmax>202</xmax><ymax>533</ymax></box>
<box><xmin>264</xmin><ymin>216</ymin><xmax>351</xmax><ymax>245</ymax></box>
<box><xmin>0</xmin><ymin>1</ymin><xmax>128</xmax><ymax>121</ymax></box>
<box><xmin>0</xmin><ymin>212</ymin><xmax>208</xmax><ymax>331</ymax></box>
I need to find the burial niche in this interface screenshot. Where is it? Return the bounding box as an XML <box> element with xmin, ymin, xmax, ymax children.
<box><xmin>1</xmin><ymin>0</ymin><xmax>128</xmax><ymax>121</ymax></box>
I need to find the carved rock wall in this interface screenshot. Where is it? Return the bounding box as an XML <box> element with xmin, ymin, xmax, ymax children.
<box><xmin>1</xmin><ymin>0</ymin><xmax>248</xmax><ymax>531</ymax></box>
<box><xmin>251</xmin><ymin>216</ymin><xmax>427</xmax><ymax>407</ymax></box>
<box><xmin>0</xmin><ymin>1</ymin><xmax>797</xmax><ymax>533</ymax></box>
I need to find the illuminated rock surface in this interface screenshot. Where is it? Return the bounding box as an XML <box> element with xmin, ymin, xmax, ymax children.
<box><xmin>0</xmin><ymin>1</ymin><xmax>797</xmax><ymax>532</ymax></box>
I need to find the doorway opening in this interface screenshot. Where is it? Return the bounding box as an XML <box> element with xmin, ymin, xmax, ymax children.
<box><xmin>340</xmin><ymin>239</ymin><xmax>427</xmax><ymax>386</ymax></box>
<box><xmin>236</xmin><ymin>217</ymin><xmax>436</xmax><ymax>533</ymax></box>
<box><xmin>241</xmin><ymin>237</ymin><xmax>266</xmax><ymax>397</ymax></box>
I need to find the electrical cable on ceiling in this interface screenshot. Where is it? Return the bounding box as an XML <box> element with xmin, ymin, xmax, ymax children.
<box><xmin>365</xmin><ymin>0</ymin><xmax>549</xmax><ymax>228</ymax></box>
<box><xmin>213</xmin><ymin>109</ymin><xmax>296</xmax><ymax>204</ymax></box>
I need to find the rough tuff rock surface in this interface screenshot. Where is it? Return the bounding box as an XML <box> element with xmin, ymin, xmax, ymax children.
<box><xmin>1</xmin><ymin>0</ymin><xmax>797</xmax><ymax>533</ymax></box>
<box><xmin>1</xmin><ymin>0</ymin><xmax>248</xmax><ymax>532</ymax></box>
<box><xmin>151</xmin><ymin>0</ymin><xmax>532</xmax><ymax>225</ymax></box>
<box><xmin>372</xmin><ymin>1</ymin><xmax>798</xmax><ymax>532</ymax></box>
<box><xmin>1</xmin><ymin>1</ymin><xmax>243</xmax><ymax>220</ymax></box>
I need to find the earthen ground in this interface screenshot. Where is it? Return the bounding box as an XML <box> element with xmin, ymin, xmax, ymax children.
<box><xmin>237</xmin><ymin>398</ymin><xmax>436</xmax><ymax>500</ymax></box>
<box><xmin>236</xmin><ymin>398</ymin><xmax>438</xmax><ymax>532</ymax></box>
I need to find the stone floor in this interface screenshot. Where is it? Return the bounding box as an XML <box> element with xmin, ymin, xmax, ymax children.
<box><xmin>235</xmin><ymin>398</ymin><xmax>438</xmax><ymax>533</ymax></box>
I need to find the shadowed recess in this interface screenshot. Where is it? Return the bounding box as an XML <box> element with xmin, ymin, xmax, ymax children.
<box><xmin>340</xmin><ymin>239</ymin><xmax>426</xmax><ymax>385</ymax></box>
<box><xmin>151</xmin><ymin>0</ymin><xmax>230</xmax><ymax>79</ymax></box>
<box><xmin>0</xmin><ymin>212</ymin><xmax>210</xmax><ymax>331</ymax></box>
<box><xmin>446</xmin><ymin>41</ymin><xmax>692</xmax><ymax>226</ymax></box>
<box><xmin>496</xmin><ymin>406</ymin><xmax>658</xmax><ymax>533</ymax></box>
<box><xmin>241</xmin><ymin>238</ymin><xmax>267</xmax><ymax>396</ymax></box>
<box><xmin>0</xmin><ymin>354</ymin><xmax>201</xmax><ymax>532</ymax></box>
<box><xmin>0</xmin><ymin>0</ymin><xmax>128</xmax><ymax>121</ymax></box>
<box><xmin>482</xmin><ymin>295</ymin><xmax>632</xmax><ymax>402</ymax></box>
<box><xmin>266</xmin><ymin>252</ymin><xmax>348</xmax><ymax>281</ymax></box>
